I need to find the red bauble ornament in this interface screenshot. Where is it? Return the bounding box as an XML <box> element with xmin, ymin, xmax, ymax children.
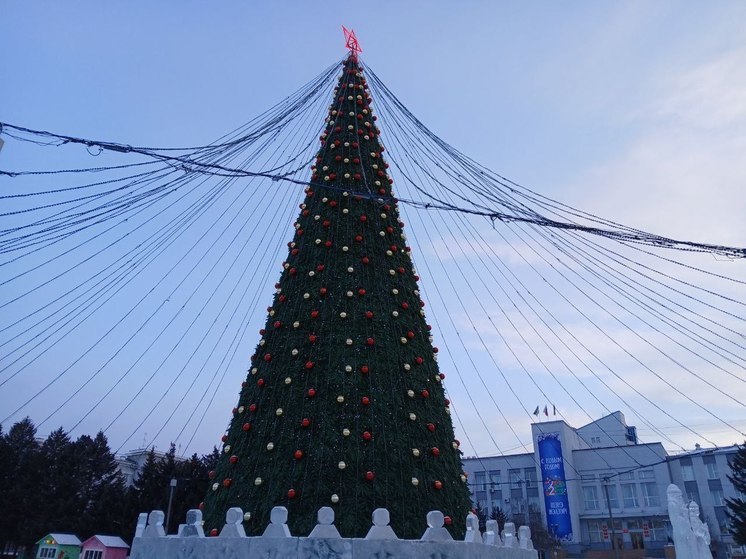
<box><xmin>319</xmin><ymin>287</ymin><xmax>328</xmax><ymax>296</ymax></box>
<box><xmin>434</xmin><ymin>480</ymin><xmax>443</xmax><ymax>490</ymax></box>
<box><xmin>316</xmin><ymin>264</ymin><xmax>325</xmax><ymax>272</ymax></box>
<box><xmin>249</xmin><ymin>404</ymin><xmax>257</xmax><ymax>412</ymax></box>
<box><xmin>259</xmin><ymin>328</ymin><xmax>266</xmax><ymax>335</ymax></box>
<box><xmin>407</xmin><ymin>331</ymin><xmax>415</xmax><ymax>339</ymax></box>
<box><xmin>289</xmin><ymin>268</ymin><xmax>297</xmax><ymax>276</ymax></box>
<box><xmin>431</xmin><ymin>447</ymin><xmax>440</xmax><ymax>457</ymax></box>
<box><xmin>358</xmin><ymin>288</ymin><xmax>366</xmax><ymax>296</ymax></box>
<box><xmin>379</xmin><ymin>188</ymin><xmax>386</xmax><ymax>195</ymax></box>
<box><xmin>444</xmin><ymin>516</ymin><xmax>452</xmax><ymax>526</ymax></box>
<box><xmin>291</xmin><ymin>248</ymin><xmax>299</xmax><ymax>256</ymax></box>
<box><xmin>305</xmin><ymin>361</ymin><xmax>315</xmax><ymax>370</ymax></box>
<box><xmin>229</xmin><ymin>455</ymin><xmax>239</xmax><ymax>464</ymax></box>
<box><xmin>301</xmin><ymin>418</ymin><xmax>311</xmax><ymax>428</ymax></box>
<box><xmin>257</xmin><ymin>379</ymin><xmax>265</xmax><ymax>388</ymax></box>
<box><xmin>415</xmin><ymin>357</ymin><xmax>424</xmax><ymax>365</ymax></box>
<box><xmin>325</xmin><ymin>240</ymin><xmax>333</xmax><ymax>247</ymax></box>
<box><xmin>221</xmin><ymin>434</ymin><xmax>228</xmax><ymax>442</ymax></box>
<box><xmin>309</xmin><ymin>334</ymin><xmax>317</xmax><ymax>343</ymax></box>
<box><xmin>398</xmin><ymin>267</ymin><xmax>406</xmax><ymax>274</ymax></box>
<box><xmin>360</xmin><ymin>365</ymin><xmax>369</xmax><ymax>374</ymax></box>
<box><xmin>288</xmin><ymin>489</ymin><xmax>297</xmax><ymax>498</ymax></box>
<box><xmin>365</xmin><ymin>310</ymin><xmax>374</xmax><ymax>319</ymax></box>
<box><xmin>330</xmin><ymin>200</ymin><xmax>338</xmax><ymax>208</ymax></box>
<box><xmin>361</xmin><ymin>396</ymin><xmax>370</xmax><ymax>406</ymax></box>
<box><xmin>278</xmin><ymin>294</ymin><xmax>287</xmax><ymax>303</ymax></box>
<box><xmin>360</xmin><ymin>215</ymin><xmax>368</xmax><ymax>222</ymax></box>
<box><xmin>427</xmin><ymin>423</ymin><xmax>436</xmax><ymax>432</ymax></box>
<box><xmin>223</xmin><ymin>478</ymin><xmax>232</xmax><ymax>488</ymax></box>
<box><xmin>366</xmin><ymin>337</ymin><xmax>375</xmax><ymax>346</ymax></box>
<box><xmin>294</xmin><ymin>450</ymin><xmax>304</xmax><ymax>460</ymax></box>
<box><xmin>242</xmin><ymin>423</ymin><xmax>251</xmax><ymax>432</ymax></box>
<box><xmin>307</xmin><ymin>388</ymin><xmax>317</xmax><ymax>398</ymax></box>
<box><xmin>361</xmin><ymin>256</ymin><xmax>370</xmax><ymax>264</ymax></box>
<box><xmin>264</xmin><ymin>353</ymin><xmax>272</xmax><ymax>362</ymax></box>
<box><xmin>199</xmin><ymin>502</ymin><xmax>204</xmax><ymax>510</ymax></box>
<box><xmin>208</xmin><ymin>470</ymin><xmax>216</xmax><ymax>479</ymax></box>
<box><xmin>274</xmin><ymin>283</ymin><xmax>281</xmax><ymax>289</ymax></box>
<box><xmin>439</xmin><ymin>373</ymin><xmax>446</xmax><ymax>379</ymax></box>
<box><xmin>209</xmin><ymin>528</ymin><xmax>218</xmax><ymax>537</ymax></box>
<box><xmin>363</xmin><ymin>431</ymin><xmax>372</xmax><ymax>441</ymax></box>
<box><xmin>311</xmin><ymin>310</ymin><xmax>320</xmax><ymax>319</ymax></box>
<box><xmin>354</xmin><ymin>235</ymin><xmax>363</xmax><ymax>242</ymax></box>
<box><xmin>422</xmin><ymin>390</ymin><xmax>430</xmax><ymax>398</ymax></box>
<box><xmin>386</xmin><ymin>226</ymin><xmax>394</xmax><ymax>234</ymax></box>
<box><xmin>232</xmin><ymin>407</ymin><xmax>237</xmax><ymax>414</ymax></box>
<box><xmin>365</xmin><ymin>471</ymin><xmax>375</xmax><ymax>481</ymax></box>
<box><xmin>401</xmin><ymin>302</ymin><xmax>409</xmax><ymax>310</ymax></box>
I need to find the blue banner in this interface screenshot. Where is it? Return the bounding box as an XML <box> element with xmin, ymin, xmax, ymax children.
<box><xmin>537</xmin><ymin>432</ymin><xmax>573</xmax><ymax>541</ymax></box>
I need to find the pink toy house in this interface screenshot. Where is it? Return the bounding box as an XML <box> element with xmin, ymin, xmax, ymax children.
<box><xmin>79</xmin><ymin>537</ymin><xmax>128</xmax><ymax>559</ymax></box>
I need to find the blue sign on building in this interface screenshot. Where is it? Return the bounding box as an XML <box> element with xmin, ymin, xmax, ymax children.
<box><xmin>537</xmin><ymin>432</ymin><xmax>573</xmax><ymax>541</ymax></box>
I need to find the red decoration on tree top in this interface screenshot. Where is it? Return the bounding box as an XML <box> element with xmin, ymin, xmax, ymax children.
<box><xmin>342</xmin><ymin>27</ymin><xmax>362</xmax><ymax>59</ymax></box>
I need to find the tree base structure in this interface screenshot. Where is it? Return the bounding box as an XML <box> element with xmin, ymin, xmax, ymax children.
<box><xmin>130</xmin><ymin>508</ymin><xmax>538</xmax><ymax>559</ymax></box>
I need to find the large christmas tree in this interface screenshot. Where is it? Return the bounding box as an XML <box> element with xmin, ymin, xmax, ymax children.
<box><xmin>201</xmin><ymin>53</ymin><xmax>472</xmax><ymax>539</ymax></box>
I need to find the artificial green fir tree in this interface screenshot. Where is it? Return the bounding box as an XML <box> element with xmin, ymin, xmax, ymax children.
<box><xmin>201</xmin><ymin>54</ymin><xmax>472</xmax><ymax>539</ymax></box>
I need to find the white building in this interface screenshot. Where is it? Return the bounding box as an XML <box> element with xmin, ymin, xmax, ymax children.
<box><xmin>462</xmin><ymin>411</ymin><xmax>744</xmax><ymax>559</ymax></box>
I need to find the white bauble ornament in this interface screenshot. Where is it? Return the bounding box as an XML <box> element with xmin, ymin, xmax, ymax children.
<box><xmin>212</xmin><ymin>483</ymin><xmax>219</xmax><ymax>491</ymax></box>
<box><xmin>255</xmin><ymin>477</ymin><xmax>263</xmax><ymax>486</ymax></box>
<box><xmin>275</xmin><ymin>408</ymin><xmax>283</xmax><ymax>416</ymax></box>
<box><xmin>345</xmin><ymin>365</ymin><xmax>352</xmax><ymax>372</ymax></box>
<box><xmin>266</xmin><ymin>443</ymin><xmax>274</xmax><ymax>451</ymax></box>
<box><xmin>244</xmin><ymin>512</ymin><xmax>252</xmax><ymax>521</ymax></box>
<box><xmin>342</xmin><ymin>428</ymin><xmax>351</xmax><ymax>437</ymax></box>
<box><xmin>331</xmin><ymin>494</ymin><xmax>340</xmax><ymax>503</ymax></box>
<box><xmin>285</xmin><ymin>377</ymin><xmax>292</xmax><ymax>385</ymax></box>
<box><xmin>340</xmin><ymin>312</ymin><xmax>347</xmax><ymax>318</ymax></box>
<box><xmin>411</xmin><ymin>477</ymin><xmax>419</xmax><ymax>486</ymax></box>
<box><xmin>337</xmin><ymin>396</ymin><xmax>345</xmax><ymax>403</ymax></box>
<box><xmin>292</xmin><ymin>348</ymin><xmax>299</xmax><ymax>356</ymax></box>
<box><xmin>338</xmin><ymin>461</ymin><xmax>346</xmax><ymax>470</ymax></box>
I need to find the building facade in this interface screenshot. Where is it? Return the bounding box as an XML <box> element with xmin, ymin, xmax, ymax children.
<box><xmin>462</xmin><ymin>412</ymin><xmax>745</xmax><ymax>559</ymax></box>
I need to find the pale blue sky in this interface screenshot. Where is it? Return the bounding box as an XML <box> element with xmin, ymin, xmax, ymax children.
<box><xmin>1</xmin><ymin>2</ymin><xmax>745</xmax><ymax>457</ymax></box>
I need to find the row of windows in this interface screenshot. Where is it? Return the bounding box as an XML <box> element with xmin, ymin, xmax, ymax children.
<box><xmin>586</xmin><ymin>518</ymin><xmax>668</xmax><ymax>546</ymax></box>
<box><xmin>38</xmin><ymin>549</ymin><xmax>56</xmax><ymax>559</ymax></box>
<box><xmin>473</xmin><ymin>468</ymin><xmax>538</xmax><ymax>490</ymax></box>
<box><xmin>680</xmin><ymin>459</ymin><xmax>719</xmax><ymax>481</ymax></box>
<box><xmin>83</xmin><ymin>550</ymin><xmax>103</xmax><ymax>559</ymax></box>
<box><xmin>583</xmin><ymin>482</ymin><xmax>661</xmax><ymax>510</ymax></box>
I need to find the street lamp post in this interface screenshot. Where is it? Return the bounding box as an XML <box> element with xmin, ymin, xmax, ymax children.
<box><xmin>165</xmin><ymin>478</ymin><xmax>177</xmax><ymax>534</ymax></box>
<box><xmin>603</xmin><ymin>478</ymin><xmax>621</xmax><ymax>559</ymax></box>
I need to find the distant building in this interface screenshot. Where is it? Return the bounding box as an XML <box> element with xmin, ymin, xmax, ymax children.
<box><xmin>462</xmin><ymin>411</ymin><xmax>745</xmax><ymax>559</ymax></box>
<box><xmin>79</xmin><ymin>536</ymin><xmax>128</xmax><ymax>559</ymax></box>
<box><xmin>115</xmin><ymin>448</ymin><xmax>171</xmax><ymax>487</ymax></box>
<box><xmin>34</xmin><ymin>534</ymin><xmax>81</xmax><ymax>559</ymax></box>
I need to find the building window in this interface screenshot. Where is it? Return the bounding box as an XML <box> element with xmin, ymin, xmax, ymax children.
<box><xmin>638</xmin><ymin>469</ymin><xmax>655</xmax><ymax>480</ymax></box>
<box><xmin>622</xmin><ymin>483</ymin><xmax>638</xmax><ymax>507</ymax></box>
<box><xmin>583</xmin><ymin>486</ymin><xmax>599</xmax><ymax>510</ymax></box>
<box><xmin>587</xmin><ymin>520</ymin><xmax>603</xmax><ymax>543</ymax></box>
<box><xmin>488</xmin><ymin>470</ymin><xmax>501</xmax><ymax>489</ymax></box>
<box><xmin>83</xmin><ymin>552</ymin><xmax>103</xmax><ymax>559</ymax></box>
<box><xmin>581</xmin><ymin>474</ymin><xmax>596</xmax><ymax>483</ymax></box>
<box><xmin>618</xmin><ymin>471</ymin><xmax>634</xmax><ymax>481</ymax></box>
<box><xmin>524</xmin><ymin>468</ymin><xmax>537</xmax><ymax>488</ymax></box>
<box><xmin>604</xmin><ymin>484</ymin><xmax>619</xmax><ymax>508</ymax></box>
<box><xmin>641</xmin><ymin>482</ymin><xmax>660</xmax><ymax>507</ymax></box>
<box><xmin>39</xmin><ymin>549</ymin><xmax>56</xmax><ymax>559</ymax></box>
<box><xmin>509</xmin><ymin>469</ymin><xmax>522</xmax><ymax>489</ymax></box>
<box><xmin>651</xmin><ymin>518</ymin><xmax>668</xmax><ymax>541</ymax></box>
<box><xmin>527</xmin><ymin>494</ymin><xmax>540</xmax><ymax>512</ymax></box>
<box><xmin>705</xmin><ymin>460</ymin><xmax>718</xmax><ymax>480</ymax></box>
<box><xmin>475</xmin><ymin>471</ymin><xmax>486</xmax><ymax>491</ymax></box>
<box><xmin>681</xmin><ymin>462</ymin><xmax>695</xmax><ymax>481</ymax></box>
<box><xmin>711</xmin><ymin>488</ymin><xmax>725</xmax><ymax>506</ymax></box>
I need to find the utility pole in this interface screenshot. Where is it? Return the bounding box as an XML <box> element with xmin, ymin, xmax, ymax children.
<box><xmin>165</xmin><ymin>478</ymin><xmax>177</xmax><ymax>534</ymax></box>
<box><xmin>603</xmin><ymin>478</ymin><xmax>621</xmax><ymax>559</ymax></box>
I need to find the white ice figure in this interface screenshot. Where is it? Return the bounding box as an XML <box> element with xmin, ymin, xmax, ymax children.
<box><xmin>220</xmin><ymin>507</ymin><xmax>246</xmax><ymax>538</ymax></box>
<box><xmin>518</xmin><ymin>525</ymin><xmax>533</xmax><ymax>550</ymax></box>
<box><xmin>483</xmin><ymin>519</ymin><xmax>502</xmax><ymax>546</ymax></box>
<box><xmin>688</xmin><ymin>501</ymin><xmax>713</xmax><ymax>559</ymax></box>
<box><xmin>262</xmin><ymin>506</ymin><xmax>292</xmax><ymax>538</ymax></box>
<box><xmin>420</xmin><ymin>511</ymin><xmax>453</xmax><ymax>541</ymax></box>
<box><xmin>135</xmin><ymin>513</ymin><xmax>148</xmax><ymax>538</ymax></box>
<box><xmin>178</xmin><ymin>509</ymin><xmax>205</xmax><ymax>537</ymax></box>
<box><xmin>309</xmin><ymin>507</ymin><xmax>342</xmax><ymax>539</ymax></box>
<box><xmin>464</xmin><ymin>513</ymin><xmax>482</xmax><ymax>544</ymax></box>
<box><xmin>365</xmin><ymin>508</ymin><xmax>398</xmax><ymax>540</ymax></box>
<box><xmin>501</xmin><ymin>522</ymin><xmax>517</xmax><ymax>548</ymax></box>
<box><xmin>667</xmin><ymin>484</ymin><xmax>696</xmax><ymax>559</ymax></box>
<box><xmin>143</xmin><ymin>510</ymin><xmax>166</xmax><ymax>538</ymax></box>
